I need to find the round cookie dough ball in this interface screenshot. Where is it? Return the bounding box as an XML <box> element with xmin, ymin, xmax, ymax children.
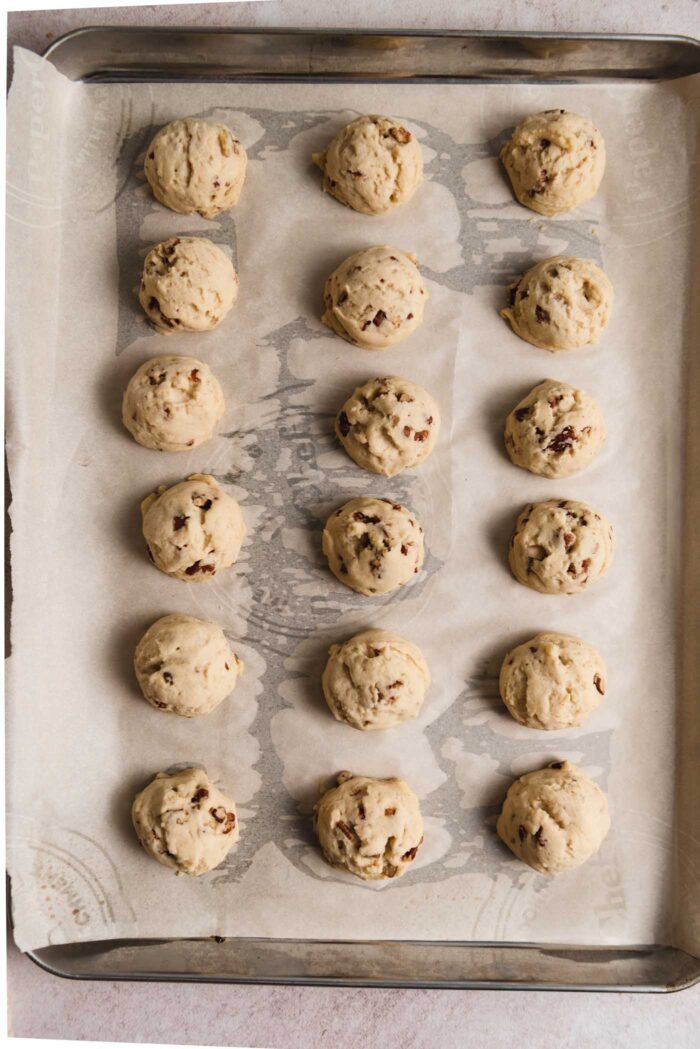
<box><xmin>122</xmin><ymin>355</ymin><xmax>225</xmax><ymax>452</ymax></box>
<box><xmin>322</xmin><ymin>496</ymin><xmax>424</xmax><ymax>596</ymax></box>
<box><xmin>499</xmin><ymin>632</ymin><xmax>606</xmax><ymax>730</ymax></box>
<box><xmin>322</xmin><ymin>629</ymin><xmax>430</xmax><ymax>730</ymax></box>
<box><xmin>497</xmin><ymin>760</ymin><xmax>610</xmax><ymax>874</ymax></box>
<box><xmin>321</xmin><ymin>246</ymin><xmax>427</xmax><ymax>350</ymax></box>
<box><xmin>141</xmin><ymin>473</ymin><xmax>246</xmax><ymax>582</ymax></box>
<box><xmin>132</xmin><ymin>767</ymin><xmax>239</xmax><ymax>875</ymax></box>
<box><xmin>139</xmin><ymin>237</ymin><xmax>238</xmax><ymax>334</ymax></box>
<box><xmin>313</xmin><ymin>771</ymin><xmax>424</xmax><ymax>880</ymax></box>
<box><xmin>509</xmin><ymin>499</ymin><xmax>614</xmax><ymax>595</ymax></box>
<box><xmin>144</xmin><ymin>118</ymin><xmax>247</xmax><ymax>218</ymax></box>
<box><xmin>312</xmin><ymin>114</ymin><xmax>423</xmax><ymax>215</ymax></box>
<box><xmin>500</xmin><ymin>109</ymin><xmax>605</xmax><ymax>216</ymax></box>
<box><xmin>336</xmin><ymin>376</ymin><xmax>440</xmax><ymax>477</ymax></box>
<box><xmin>501</xmin><ymin>256</ymin><xmax>613</xmax><ymax>352</ymax></box>
<box><xmin>134</xmin><ymin>614</ymin><xmax>243</xmax><ymax>717</ymax></box>
<box><xmin>504</xmin><ymin>379</ymin><xmax>606</xmax><ymax>479</ymax></box>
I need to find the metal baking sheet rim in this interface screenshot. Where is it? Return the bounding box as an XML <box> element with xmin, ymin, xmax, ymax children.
<box><xmin>12</xmin><ymin>26</ymin><xmax>700</xmax><ymax>992</ymax></box>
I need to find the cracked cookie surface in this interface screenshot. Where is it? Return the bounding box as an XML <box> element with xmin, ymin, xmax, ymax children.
<box><xmin>313</xmin><ymin>771</ymin><xmax>424</xmax><ymax>880</ymax></box>
<box><xmin>504</xmin><ymin>379</ymin><xmax>606</xmax><ymax>478</ymax></box>
<box><xmin>322</xmin><ymin>628</ymin><xmax>430</xmax><ymax>730</ymax></box>
<box><xmin>322</xmin><ymin>496</ymin><xmax>424</xmax><ymax>596</ymax></box>
<box><xmin>141</xmin><ymin>473</ymin><xmax>246</xmax><ymax>581</ymax></box>
<box><xmin>336</xmin><ymin>375</ymin><xmax>440</xmax><ymax>476</ymax></box>
<box><xmin>144</xmin><ymin>118</ymin><xmax>247</xmax><ymax>218</ymax></box>
<box><xmin>132</xmin><ymin>767</ymin><xmax>239</xmax><ymax>875</ymax></box>
<box><xmin>499</xmin><ymin>632</ymin><xmax>606</xmax><ymax>730</ymax></box>
<box><xmin>312</xmin><ymin>114</ymin><xmax>423</xmax><ymax>215</ymax></box>
<box><xmin>321</xmin><ymin>246</ymin><xmax>427</xmax><ymax>349</ymax></box>
<box><xmin>139</xmin><ymin>237</ymin><xmax>238</xmax><ymax>334</ymax></box>
<box><xmin>509</xmin><ymin>499</ymin><xmax>614</xmax><ymax>595</ymax></box>
<box><xmin>501</xmin><ymin>256</ymin><xmax>613</xmax><ymax>352</ymax></box>
<box><xmin>497</xmin><ymin>760</ymin><xmax>610</xmax><ymax>874</ymax></box>
<box><xmin>134</xmin><ymin>613</ymin><xmax>242</xmax><ymax>717</ymax></box>
<box><xmin>500</xmin><ymin>109</ymin><xmax>605</xmax><ymax>216</ymax></box>
<box><xmin>122</xmin><ymin>354</ymin><xmax>225</xmax><ymax>451</ymax></box>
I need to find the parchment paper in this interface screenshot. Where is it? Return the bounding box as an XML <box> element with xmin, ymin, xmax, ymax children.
<box><xmin>7</xmin><ymin>46</ymin><xmax>700</xmax><ymax>954</ymax></box>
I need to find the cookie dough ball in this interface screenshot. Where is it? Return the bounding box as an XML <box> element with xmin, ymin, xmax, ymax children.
<box><xmin>336</xmin><ymin>376</ymin><xmax>440</xmax><ymax>477</ymax></box>
<box><xmin>144</xmin><ymin>118</ymin><xmax>247</xmax><ymax>218</ymax></box>
<box><xmin>509</xmin><ymin>499</ymin><xmax>614</xmax><ymax>595</ymax></box>
<box><xmin>322</xmin><ymin>629</ymin><xmax>430</xmax><ymax>730</ymax></box>
<box><xmin>134</xmin><ymin>614</ymin><xmax>242</xmax><ymax>717</ymax></box>
<box><xmin>499</xmin><ymin>632</ymin><xmax>606</xmax><ymax>730</ymax></box>
<box><xmin>500</xmin><ymin>110</ymin><xmax>605</xmax><ymax>216</ymax></box>
<box><xmin>132</xmin><ymin>767</ymin><xmax>239</xmax><ymax>875</ymax></box>
<box><xmin>312</xmin><ymin>114</ymin><xmax>423</xmax><ymax>215</ymax></box>
<box><xmin>322</xmin><ymin>496</ymin><xmax>424</xmax><ymax>596</ymax></box>
<box><xmin>313</xmin><ymin>771</ymin><xmax>423</xmax><ymax>880</ymax></box>
<box><xmin>501</xmin><ymin>256</ymin><xmax>613</xmax><ymax>352</ymax></box>
<box><xmin>139</xmin><ymin>237</ymin><xmax>238</xmax><ymax>334</ymax></box>
<box><xmin>141</xmin><ymin>473</ymin><xmax>246</xmax><ymax>581</ymax></box>
<box><xmin>122</xmin><ymin>355</ymin><xmax>225</xmax><ymax>452</ymax></box>
<box><xmin>504</xmin><ymin>379</ymin><xmax>606</xmax><ymax>479</ymax></box>
<box><xmin>497</xmin><ymin>761</ymin><xmax>610</xmax><ymax>874</ymax></box>
<box><xmin>321</xmin><ymin>246</ymin><xmax>427</xmax><ymax>350</ymax></box>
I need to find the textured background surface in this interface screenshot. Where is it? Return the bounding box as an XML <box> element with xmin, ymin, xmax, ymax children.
<box><xmin>7</xmin><ymin>1</ymin><xmax>700</xmax><ymax>1045</ymax></box>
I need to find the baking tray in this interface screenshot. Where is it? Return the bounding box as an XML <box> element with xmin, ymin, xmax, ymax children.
<box><xmin>13</xmin><ymin>26</ymin><xmax>700</xmax><ymax>992</ymax></box>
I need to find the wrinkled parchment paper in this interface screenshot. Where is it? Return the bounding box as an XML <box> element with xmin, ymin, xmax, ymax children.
<box><xmin>7</xmin><ymin>47</ymin><xmax>700</xmax><ymax>954</ymax></box>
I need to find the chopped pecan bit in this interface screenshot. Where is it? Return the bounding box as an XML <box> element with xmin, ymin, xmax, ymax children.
<box><xmin>338</xmin><ymin>290</ymin><xmax>348</xmax><ymax>304</ymax></box>
<box><xmin>213</xmin><ymin>179</ymin><xmax>220</xmax><ymax>189</ymax></box>
<box><xmin>358</xmin><ymin>533</ymin><xmax>372</xmax><ymax>551</ymax></box>
<box><xmin>189</xmin><ymin>369</ymin><xmax>200</xmax><ymax>383</ymax></box>
<box><xmin>514</xmin><ymin>406</ymin><xmax>530</xmax><ymax>422</ymax></box>
<box><xmin>390</xmin><ymin>255</ymin><xmax>398</xmax><ymax>261</ymax></box>
<box><xmin>210</xmin><ymin>806</ymin><xmax>227</xmax><ymax>823</ymax></box>
<box><xmin>361</xmin><ymin>320</ymin><xmax>371</xmax><ymax>331</ymax></box>
<box><xmin>385</xmin><ymin>807</ymin><xmax>396</xmax><ymax>816</ymax></box>
<box><xmin>547</xmin><ymin>426</ymin><xmax>576</xmax><ymax>454</ymax></box>
<box><xmin>540</xmin><ymin>138</ymin><xmax>551</xmax><ymax>149</ymax></box>
<box><xmin>535</xmin><ymin>305</ymin><xmax>550</xmax><ymax>323</ymax></box>
<box><xmin>530</xmin><ymin>646</ymin><xmax>537</xmax><ymax>654</ymax></box>
<box><xmin>149</xmin><ymin>371</ymin><xmax>166</xmax><ymax>386</ymax></box>
<box><xmin>534</xmin><ymin>827</ymin><xmax>547</xmax><ymax>846</ymax></box>
<box><xmin>193</xmin><ymin>493</ymin><xmax>213</xmax><ymax>510</ymax></box>
<box><xmin>427</xmin><ymin>416</ymin><xmax>433</xmax><ymax>425</ymax></box>
<box><xmin>594</xmin><ymin>674</ymin><xmax>605</xmax><ymax>695</ymax></box>
<box><xmin>192</xmin><ymin>788</ymin><xmax>209</xmax><ymax>804</ymax></box>
<box><xmin>407</xmin><ymin>312</ymin><xmax>414</xmax><ymax>320</ymax></box>
<box><xmin>163</xmin><ymin>671</ymin><xmax>174</xmax><ymax>684</ymax></box>
<box><xmin>336</xmin><ymin>820</ymin><xmax>355</xmax><ymax>841</ymax></box>
<box><xmin>173</xmin><ymin>515</ymin><xmax>188</xmax><ymax>531</ymax></box>
<box><xmin>518</xmin><ymin>825</ymin><xmax>527</xmax><ymax>841</ymax></box>
<box><xmin>338</xmin><ymin>411</ymin><xmax>351</xmax><ymax>437</ymax></box>
<box><xmin>223</xmin><ymin>812</ymin><xmax>236</xmax><ymax>834</ymax></box>
<box><xmin>567</xmin><ymin>563</ymin><xmax>577</xmax><ymax>575</ymax></box>
<box><xmin>414</xmin><ymin>429</ymin><xmax>429</xmax><ymax>442</ymax></box>
<box><xmin>373</xmin><ymin>309</ymin><xmax>387</xmax><ymax>326</ymax></box>
<box><xmin>354</xmin><ymin>511</ymin><xmax>380</xmax><ymax>524</ymax></box>
<box><xmin>563</xmin><ymin>531</ymin><xmax>575</xmax><ymax>550</ymax></box>
<box><xmin>581</xmin><ymin>558</ymin><xmax>591</xmax><ymax>572</ymax></box>
<box><xmin>403</xmin><ymin>846</ymin><xmax>418</xmax><ymax>861</ymax></box>
<box><xmin>387</xmin><ymin>680</ymin><xmax>403</xmax><ymax>689</ymax></box>
<box><xmin>403</xmin><ymin>425</ymin><xmax>412</xmax><ymax>437</ymax></box>
<box><xmin>389</xmin><ymin>126</ymin><xmax>412</xmax><ymax>143</ymax></box>
<box><xmin>369</xmin><ymin>556</ymin><xmax>383</xmax><ymax>575</ymax></box>
<box><xmin>558</xmin><ymin>500</ymin><xmax>568</xmax><ymax>509</ymax></box>
<box><xmin>535</xmin><ymin>427</ymin><xmax>545</xmax><ymax>438</ymax></box>
<box><xmin>185</xmin><ymin>561</ymin><xmax>216</xmax><ymax>576</ymax></box>
<box><xmin>400</xmin><ymin>544</ymin><xmax>409</xmax><ymax>555</ymax></box>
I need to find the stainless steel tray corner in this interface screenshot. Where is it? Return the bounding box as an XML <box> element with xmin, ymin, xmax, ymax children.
<box><xmin>12</xmin><ymin>26</ymin><xmax>700</xmax><ymax>992</ymax></box>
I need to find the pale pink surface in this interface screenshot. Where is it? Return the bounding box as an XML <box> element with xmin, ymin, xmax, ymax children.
<box><xmin>7</xmin><ymin>1</ymin><xmax>700</xmax><ymax>1045</ymax></box>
